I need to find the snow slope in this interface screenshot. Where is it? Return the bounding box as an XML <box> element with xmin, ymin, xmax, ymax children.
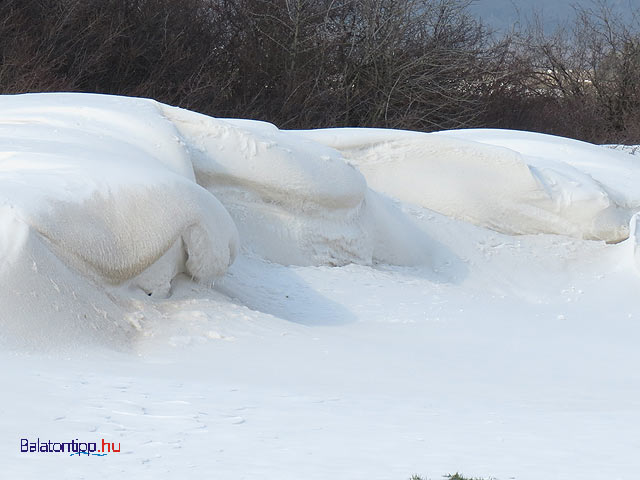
<box><xmin>1</xmin><ymin>93</ymin><xmax>640</xmax><ymax>480</ymax></box>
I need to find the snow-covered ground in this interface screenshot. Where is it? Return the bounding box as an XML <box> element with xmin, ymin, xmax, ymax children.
<box><xmin>1</xmin><ymin>93</ymin><xmax>639</xmax><ymax>479</ymax></box>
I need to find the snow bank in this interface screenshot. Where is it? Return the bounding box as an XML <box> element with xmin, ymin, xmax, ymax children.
<box><xmin>436</xmin><ymin>129</ymin><xmax>640</xmax><ymax>208</ymax></box>
<box><xmin>160</xmin><ymin>107</ymin><xmax>369</xmax><ymax>266</ymax></box>
<box><xmin>0</xmin><ymin>93</ymin><xmax>239</xmax><ymax>346</ymax></box>
<box><xmin>291</xmin><ymin>128</ymin><xmax>640</xmax><ymax>242</ymax></box>
<box><xmin>0</xmin><ymin>93</ymin><xmax>437</xmax><ymax>346</ymax></box>
<box><xmin>159</xmin><ymin>106</ymin><xmax>430</xmax><ymax>267</ymax></box>
<box><xmin>0</xmin><ymin>93</ymin><xmax>239</xmax><ymax>286</ymax></box>
<box><xmin>5</xmin><ymin>92</ymin><xmax>640</xmax><ymax>347</ymax></box>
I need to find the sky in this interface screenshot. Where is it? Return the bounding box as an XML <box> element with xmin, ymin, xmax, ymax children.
<box><xmin>468</xmin><ymin>0</ymin><xmax>631</xmax><ymax>32</ymax></box>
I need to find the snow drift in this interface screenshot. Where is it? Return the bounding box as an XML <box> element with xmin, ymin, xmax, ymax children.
<box><xmin>159</xmin><ymin>107</ymin><xmax>372</xmax><ymax>266</ymax></box>
<box><xmin>291</xmin><ymin>127</ymin><xmax>639</xmax><ymax>242</ymax></box>
<box><xmin>4</xmin><ymin>94</ymin><xmax>640</xmax><ymax>480</ymax></box>
<box><xmin>1</xmin><ymin>92</ymin><xmax>640</xmax><ymax>347</ymax></box>
<box><xmin>154</xmin><ymin>105</ymin><xmax>432</xmax><ymax>267</ymax></box>
<box><xmin>0</xmin><ymin>94</ymin><xmax>239</xmax><ymax>287</ymax></box>
<box><xmin>0</xmin><ymin>94</ymin><xmax>240</xmax><ymax>346</ymax></box>
<box><xmin>0</xmin><ymin>93</ymin><xmax>430</xmax><ymax>345</ymax></box>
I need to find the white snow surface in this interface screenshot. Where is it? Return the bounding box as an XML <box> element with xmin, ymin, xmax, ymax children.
<box><xmin>292</xmin><ymin>127</ymin><xmax>639</xmax><ymax>241</ymax></box>
<box><xmin>1</xmin><ymin>93</ymin><xmax>640</xmax><ymax>479</ymax></box>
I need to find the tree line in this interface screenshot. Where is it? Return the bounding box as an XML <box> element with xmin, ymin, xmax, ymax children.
<box><xmin>1</xmin><ymin>0</ymin><xmax>639</xmax><ymax>144</ymax></box>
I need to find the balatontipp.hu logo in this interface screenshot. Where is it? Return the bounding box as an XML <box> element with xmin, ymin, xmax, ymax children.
<box><xmin>20</xmin><ymin>438</ymin><xmax>121</xmax><ymax>457</ymax></box>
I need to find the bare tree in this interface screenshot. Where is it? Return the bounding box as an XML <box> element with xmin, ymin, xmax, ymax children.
<box><xmin>9</xmin><ymin>0</ymin><xmax>640</xmax><ymax>142</ymax></box>
<box><xmin>491</xmin><ymin>0</ymin><xmax>640</xmax><ymax>143</ymax></box>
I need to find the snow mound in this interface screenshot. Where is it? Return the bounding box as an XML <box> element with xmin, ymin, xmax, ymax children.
<box><xmin>0</xmin><ymin>93</ymin><xmax>239</xmax><ymax>287</ymax></box>
<box><xmin>0</xmin><ymin>93</ymin><xmax>239</xmax><ymax>346</ymax></box>
<box><xmin>0</xmin><ymin>93</ymin><xmax>438</xmax><ymax>346</ymax></box>
<box><xmin>291</xmin><ymin>128</ymin><xmax>639</xmax><ymax>242</ymax></box>
<box><xmin>436</xmin><ymin>129</ymin><xmax>640</xmax><ymax>208</ymax></box>
<box><xmin>160</xmin><ymin>106</ymin><xmax>429</xmax><ymax>266</ymax></box>
<box><xmin>8</xmin><ymin>92</ymin><xmax>640</xmax><ymax>348</ymax></box>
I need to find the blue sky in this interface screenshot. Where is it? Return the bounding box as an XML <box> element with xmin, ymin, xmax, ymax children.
<box><xmin>468</xmin><ymin>0</ymin><xmax>631</xmax><ymax>31</ymax></box>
